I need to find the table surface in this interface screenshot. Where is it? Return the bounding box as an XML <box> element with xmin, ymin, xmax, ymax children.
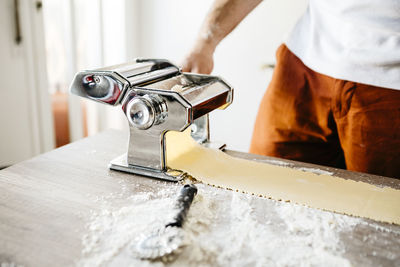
<box><xmin>0</xmin><ymin>130</ymin><xmax>399</xmax><ymax>267</ymax></box>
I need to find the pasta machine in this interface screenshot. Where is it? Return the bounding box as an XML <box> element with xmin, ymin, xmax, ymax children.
<box><xmin>69</xmin><ymin>59</ymin><xmax>233</xmax><ymax>181</ymax></box>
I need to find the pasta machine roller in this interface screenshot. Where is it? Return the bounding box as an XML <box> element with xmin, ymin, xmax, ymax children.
<box><xmin>69</xmin><ymin>59</ymin><xmax>233</xmax><ymax>181</ymax></box>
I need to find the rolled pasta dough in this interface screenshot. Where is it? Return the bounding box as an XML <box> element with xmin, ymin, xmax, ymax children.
<box><xmin>166</xmin><ymin>129</ymin><xmax>400</xmax><ymax>224</ymax></box>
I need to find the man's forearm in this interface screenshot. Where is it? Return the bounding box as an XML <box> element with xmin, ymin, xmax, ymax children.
<box><xmin>197</xmin><ymin>0</ymin><xmax>262</xmax><ymax>51</ymax></box>
<box><xmin>182</xmin><ymin>0</ymin><xmax>262</xmax><ymax>73</ymax></box>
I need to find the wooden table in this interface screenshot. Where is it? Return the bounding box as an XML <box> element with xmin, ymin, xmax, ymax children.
<box><xmin>0</xmin><ymin>130</ymin><xmax>399</xmax><ymax>266</ymax></box>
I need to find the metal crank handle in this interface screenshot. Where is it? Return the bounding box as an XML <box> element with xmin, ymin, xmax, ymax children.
<box><xmin>166</xmin><ymin>184</ymin><xmax>198</xmax><ymax>228</ymax></box>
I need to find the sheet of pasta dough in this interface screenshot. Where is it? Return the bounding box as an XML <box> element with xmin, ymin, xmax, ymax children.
<box><xmin>166</xmin><ymin>129</ymin><xmax>400</xmax><ymax>224</ymax></box>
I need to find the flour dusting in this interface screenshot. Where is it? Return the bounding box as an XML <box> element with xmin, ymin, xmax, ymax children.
<box><xmin>254</xmin><ymin>159</ymin><xmax>293</xmax><ymax>167</ymax></box>
<box><xmin>295</xmin><ymin>167</ymin><xmax>334</xmax><ymax>176</ymax></box>
<box><xmin>76</xmin><ymin>179</ymin><xmax>365</xmax><ymax>266</ymax></box>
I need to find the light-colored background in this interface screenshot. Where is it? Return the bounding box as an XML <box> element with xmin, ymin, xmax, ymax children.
<box><xmin>0</xmin><ymin>0</ymin><xmax>308</xmax><ymax>166</ymax></box>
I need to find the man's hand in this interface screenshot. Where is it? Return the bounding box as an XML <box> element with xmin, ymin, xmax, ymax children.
<box><xmin>182</xmin><ymin>43</ymin><xmax>215</xmax><ymax>74</ymax></box>
<box><xmin>181</xmin><ymin>0</ymin><xmax>262</xmax><ymax>74</ymax></box>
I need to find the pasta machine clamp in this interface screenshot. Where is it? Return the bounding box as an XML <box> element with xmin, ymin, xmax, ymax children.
<box><xmin>69</xmin><ymin>59</ymin><xmax>233</xmax><ymax>181</ymax></box>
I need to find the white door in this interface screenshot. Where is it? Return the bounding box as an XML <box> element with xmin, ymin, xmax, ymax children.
<box><xmin>0</xmin><ymin>0</ymin><xmax>54</xmax><ymax>167</ymax></box>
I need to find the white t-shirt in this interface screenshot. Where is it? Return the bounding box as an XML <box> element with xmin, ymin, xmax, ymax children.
<box><xmin>286</xmin><ymin>0</ymin><xmax>400</xmax><ymax>90</ymax></box>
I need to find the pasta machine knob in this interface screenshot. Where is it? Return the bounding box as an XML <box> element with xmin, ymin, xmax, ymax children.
<box><xmin>126</xmin><ymin>94</ymin><xmax>168</xmax><ymax>130</ymax></box>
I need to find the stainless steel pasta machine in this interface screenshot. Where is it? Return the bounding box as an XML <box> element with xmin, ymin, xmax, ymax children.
<box><xmin>69</xmin><ymin>59</ymin><xmax>233</xmax><ymax>181</ymax></box>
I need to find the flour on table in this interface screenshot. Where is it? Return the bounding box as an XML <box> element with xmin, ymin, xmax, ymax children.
<box><xmin>77</xmin><ymin>178</ymin><xmax>366</xmax><ymax>267</ymax></box>
<box><xmin>258</xmin><ymin>159</ymin><xmax>292</xmax><ymax>167</ymax></box>
<box><xmin>295</xmin><ymin>167</ymin><xmax>334</xmax><ymax>176</ymax></box>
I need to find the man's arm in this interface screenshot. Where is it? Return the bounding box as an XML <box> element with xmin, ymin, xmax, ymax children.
<box><xmin>182</xmin><ymin>0</ymin><xmax>262</xmax><ymax>74</ymax></box>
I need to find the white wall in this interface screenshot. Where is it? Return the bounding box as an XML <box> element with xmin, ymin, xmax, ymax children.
<box><xmin>130</xmin><ymin>0</ymin><xmax>308</xmax><ymax>151</ymax></box>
